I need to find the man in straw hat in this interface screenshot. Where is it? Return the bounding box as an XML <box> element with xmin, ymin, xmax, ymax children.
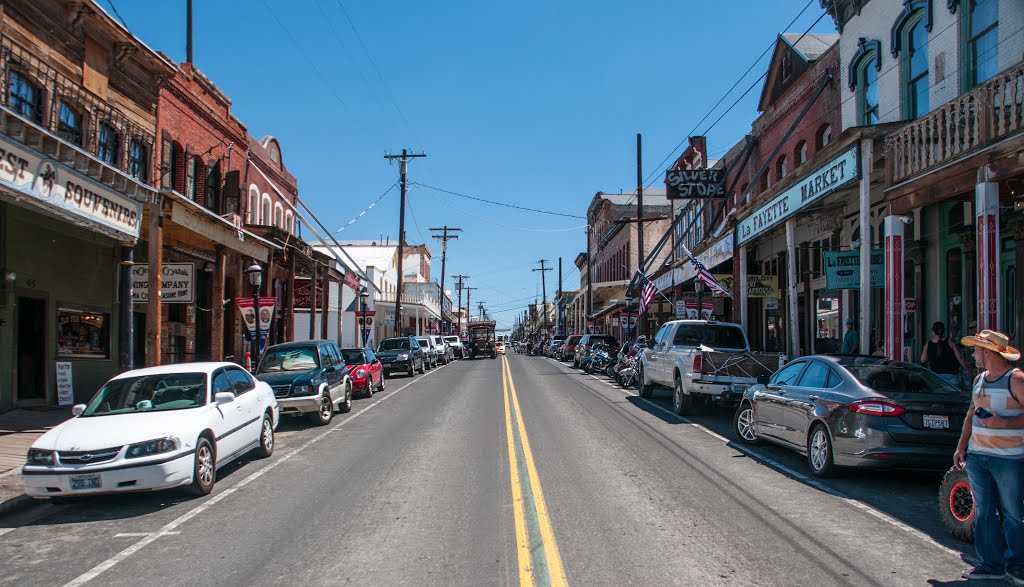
<box><xmin>955</xmin><ymin>330</ymin><xmax>1024</xmax><ymax>583</ymax></box>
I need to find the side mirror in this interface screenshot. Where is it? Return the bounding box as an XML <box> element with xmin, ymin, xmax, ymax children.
<box><xmin>215</xmin><ymin>391</ymin><xmax>235</xmax><ymax>405</ymax></box>
<box><xmin>756</xmin><ymin>375</ymin><xmax>771</xmax><ymax>385</ymax></box>
<box><xmin>72</xmin><ymin>404</ymin><xmax>87</xmax><ymax>416</ymax></box>
<box><xmin>135</xmin><ymin>400</ymin><xmax>153</xmax><ymax>410</ymax></box>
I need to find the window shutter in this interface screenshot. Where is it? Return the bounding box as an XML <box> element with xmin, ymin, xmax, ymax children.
<box><xmin>196</xmin><ymin>161</ymin><xmax>208</xmax><ymax>207</ymax></box>
<box><xmin>173</xmin><ymin>144</ymin><xmax>186</xmax><ymax>194</ymax></box>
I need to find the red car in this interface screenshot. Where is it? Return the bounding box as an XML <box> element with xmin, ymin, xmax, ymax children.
<box><xmin>341</xmin><ymin>347</ymin><xmax>385</xmax><ymax>398</ymax></box>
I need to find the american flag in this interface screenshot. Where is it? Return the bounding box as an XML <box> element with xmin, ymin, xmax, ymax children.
<box><xmin>638</xmin><ymin>278</ymin><xmax>658</xmax><ymax>315</ymax></box>
<box><xmin>692</xmin><ymin>257</ymin><xmax>730</xmax><ymax>296</ymax></box>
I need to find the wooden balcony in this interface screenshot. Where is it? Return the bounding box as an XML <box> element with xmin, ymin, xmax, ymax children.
<box><xmin>887</xmin><ymin>61</ymin><xmax>1023</xmax><ymax>186</ymax></box>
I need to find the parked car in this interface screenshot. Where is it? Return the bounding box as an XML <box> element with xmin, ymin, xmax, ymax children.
<box><xmin>639</xmin><ymin>320</ymin><xmax>783</xmax><ymax>415</ymax></box>
<box><xmin>561</xmin><ymin>335</ymin><xmax>583</xmax><ymax>361</ymax></box>
<box><xmin>22</xmin><ymin>363</ymin><xmax>279</xmax><ymax>499</ymax></box>
<box><xmin>341</xmin><ymin>347</ymin><xmax>385</xmax><ymax>398</ymax></box>
<box><xmin>546</xmin><ymin>339</ymin><xmax>564</xmax><ymax>358</ymax></box>
<box><xmin>256</xmin><ymin>340</ymin><xmax>353</xmax><ymax>425</ymax></box>
<box><xmin>444</xmin><ymin>335</ymin><xmax>466</xmax><ymax>359</ymax></box>
<box><xmin>431</xmin><ymin>335</ymin><xmax>453</xmax><ymax>364</ymax></box>
<box><xmin>415</xmin><ymin>336</ymin><xmax>441</xmax><ymax>368</ymax></box>
<box><xmin>376</xmin><ymin>337</ymin><xmax>427</xmax><ymax>376</ymax></box>
<box><xmin>574</xmin><ymin>334</ymin><xmax>619</xmax><ymax>367</ymax></box>
<box><xmin>733</xmin><ymin>355</ymin><xmax>971</xmax><ymax>477</ymax></box>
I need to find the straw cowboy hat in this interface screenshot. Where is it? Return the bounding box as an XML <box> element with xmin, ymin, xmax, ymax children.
<box><xmin>961</xmin><ymin>329</ymin><xmax>1021</xmax><ymax>361</ymax></box>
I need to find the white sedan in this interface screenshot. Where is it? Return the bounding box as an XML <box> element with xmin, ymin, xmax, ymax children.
<box><xmin>22</xmin><ymin>362</ymin><xmax>279</xmax><ymax>499</ymax></box>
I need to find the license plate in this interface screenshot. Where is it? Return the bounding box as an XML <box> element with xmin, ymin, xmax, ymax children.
<box><xmin>70</xmin><ymin>473</ymin><xmax>101</xmax><ymax>490</ymax></box>
<box><xmin>923</xmin><ymin>414</ymin><xmax>949</xmax><ymax>429</ymax></box>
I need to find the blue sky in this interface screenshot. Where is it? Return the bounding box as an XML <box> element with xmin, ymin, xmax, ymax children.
<box><xmin>112</xmin><ymin>0</ymin><xmax>835</xmax><ymax>330</ymax></box>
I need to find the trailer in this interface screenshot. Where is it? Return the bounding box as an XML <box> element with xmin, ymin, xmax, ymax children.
<box><xmin>465</xmin><ymin>321</ymin><xmax>497</xmax><ymax>359</ymax></box>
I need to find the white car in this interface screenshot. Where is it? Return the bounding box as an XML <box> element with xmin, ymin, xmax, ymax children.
<box><xmin>22</xmin><ymin>362</ymin><xmax>279</xmax><ymax>499</ymax></box>
<box><xmin>496</xmin><ymin>342</ymin><xmax>506</xmax><ymax>355</ymax></box>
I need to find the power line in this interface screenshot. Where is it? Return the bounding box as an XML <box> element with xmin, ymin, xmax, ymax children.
<box><xmin>103</xmin><ymin>0</ymin><xmax>130</xmax><ymax>29</ymax></box>
<box><xmin>413</xmin><ymin>182</ymin><xmax>585</xmax><ymax>219</ymax></box>
<box><xmin>333</xmin><ymin>182</ymin><xmax>397</xmax><ymax>234</ymax></box>
<box><xmin>415</xmin><ymin>186</ymin><xmax>586</xmax><ymax>232</ymax></box>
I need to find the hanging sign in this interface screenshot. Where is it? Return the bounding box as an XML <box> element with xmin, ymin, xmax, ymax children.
<box><xmin>737</xmin><ymin>145</ymin><xmax>859</xmax><ymax>245</ymax></box>
<box><xmin>344</xmin><ymin>271</ymin><xmax>360</xmax><ymax>291</ymax></box>
<box><xmin>710</xmin><ymin>274</ymin><xmax>779</xmax><ymax>298</ymax></box>
<box><xmin>131</xmin><ymin>263</ymin><xmax>195</xmax><ymax>303</ymax></box>
<box><xmin>665</xmin><ymin>168</ymin><xmax>727</xmax><ymax>199</ymax></box>
<box><xmin>56</xmin><ymin>361</ymin><xmax>74</xmax><ymax>406</ymax></box>
<box><xmin>294</xmin><ymin>278</ymin><xmax>322</xmax><ymax>308</ymax></box>
<box><xmin>823</xmin><ymin>250</ymin><xmax>885</xmax><ymax>290</ymax></box>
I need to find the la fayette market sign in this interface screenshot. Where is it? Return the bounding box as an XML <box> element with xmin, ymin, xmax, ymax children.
<box><xmin>737</xmin><ymin>145</ymin><xmax>859</xmax><ymax>246</ymax></box>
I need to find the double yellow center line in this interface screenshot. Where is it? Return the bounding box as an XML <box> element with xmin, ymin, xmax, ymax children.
<box><xmin>501</xmin><ymin>354</ymin><xmax>567</xmax><ymax>587</ymax></box>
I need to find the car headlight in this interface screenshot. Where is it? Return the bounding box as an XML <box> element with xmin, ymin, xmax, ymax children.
<box><xmin>355</xmin><ymin>368</ymin><xmax>366</xmax><ymax>378</ymax></box>
<box><xmin>125</xmin><ymin>437</ymin><xmax>179</xmax><ymax>459</ymax></box>
<box><xmin>292</xmin><ymin>384</ymin><xmax>315</xmax><ymax>396</ymax></box>
<box><xmin>26</xmin><ymin>449</ymin><xmax>55</xmax><ymax>466</ymax></box>
<box><xmin>397</xmin><ymin>353</ymin><xmax>409</xmax><ymax>360</ymax></box>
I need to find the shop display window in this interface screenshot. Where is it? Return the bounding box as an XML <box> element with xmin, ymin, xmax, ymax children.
<box><xmin>57</xmin><ymin>308</ymin><xmax>110</xmax><ymax>358</ymax></box>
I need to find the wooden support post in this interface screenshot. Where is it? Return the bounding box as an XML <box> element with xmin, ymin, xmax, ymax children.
<box><xmin>211</xmin><ymin>245</ymin><xmax>226</xmax><ymax>360</ymax></box>
<box><xmin>146</xmin><ymin>201</ymin><xmax>163</xmax><ymax>366</ymax></box>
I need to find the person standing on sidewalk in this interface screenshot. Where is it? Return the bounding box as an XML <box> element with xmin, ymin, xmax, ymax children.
<box><xmin>921</xmin><ymin>321</ymin><xmax>968</xmax><ymax>388</ymax></box>
<box><xmin>954</xmin><ymin>330</ymin><xmax>1024</xmax><ymax>583</ymax></box>
<box><xmin>840</xmin><ymin>318</ymin><xmax>859</xmax><ymax>354</ymax></box>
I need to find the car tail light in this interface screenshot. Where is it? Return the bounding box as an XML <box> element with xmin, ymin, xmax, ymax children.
<box><xmin>692</xmin><ymin>354</ymin><xmax>702</xmax><ymax>373</ymax></box>
<box><xmin>848</xmin><ymin>401</ymin><xmax>905</xmax><ymax>417</ymax></box>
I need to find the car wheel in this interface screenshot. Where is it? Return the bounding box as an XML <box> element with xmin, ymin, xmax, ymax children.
<box><xmin>672</xmin><ymin>375</ymin><xmax>692</xmax><ymax>416</ymax></box>
<box><xmin>309</xmin><ymin>392</ymin><xmax>334</xmax><ymax>426</ymax></box>
<box><xmin>254</xmin><ymin>413</ymin><xmax>274</xmax><ymax>458</ymax></box>
<box><xmin>733</xmin><ymin>402</ymin><xmax>761</xmax><ymax>445</ymax></box>
<box><xmin>186</xmin><ymin>437</ymin><xmax>216</xmax><ymax>495</ymax></box>
<box><xmin>378</xmin><ymin>374</ymin><xmax>386</xmax><ymax>391</ymax></box>
<box><xmin>407</xmin><ymin>361</ymin><xmax>415</xmax><ymax>376</ymax></box>
<box><xmin>938</xmin><ymin>466</ymin><xmax>975</xmax><ymax>543</ymax></box>
<box><xmin>418</xmin><ymin>359</ymin><xmax>426</xmax><ymax>374</ymax></box>
<box><xmin>807</xmin><ymin>424</ymin><xmax>836</xmax><ymax>477</ymax></box>
<box><xmin>339</xmin><ymin>383</ymin><xmax>352</xmax><ymax>414</ymax></box>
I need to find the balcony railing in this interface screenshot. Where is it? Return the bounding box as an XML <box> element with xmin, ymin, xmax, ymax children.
<box><xmin>376</xmin><ymin>290</ymin><xmax>442</xmax><ymax>318</ymax></box>
<box><xmin>0</xmin><ymin>34</ymin><xmax>156</xmax><ymax>182</ymax></box>
<box><xmin>888</xmin><ymin>61</ymin><xmax>1023</xmax><ymax>185</ymax></box>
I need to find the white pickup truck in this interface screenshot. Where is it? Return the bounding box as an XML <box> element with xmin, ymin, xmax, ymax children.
<box><xmin>638</xmin><ymin>320</ymin><xmax>785</xmax><ymax>415</ymax></box>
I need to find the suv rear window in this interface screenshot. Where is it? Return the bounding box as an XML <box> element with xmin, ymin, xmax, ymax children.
<box><xmin>672</xmin><ymin>325</ymin><xmax>746</xmax><ymax>349</ymax></box>
<box><xmin>588</xmin><ymin>336</ymin><xmax>618</xmax><ymax>347</ymax></box>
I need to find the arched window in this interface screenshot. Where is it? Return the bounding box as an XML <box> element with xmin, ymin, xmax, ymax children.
<box><xmin>261</xmin><ymin>194</ymin><xmax>271</xmax><ymax>226</ymax></box>
<box><xmin>796</xmin><ymin>140</ymin><xmax>808</xmax><ymax>165</ymax></box>
<box><xmin>285</xmin><ymin>210</ymin><xmax>294</xmax><ymax>234</ymax></box>
<box><xmin>897</xmin><ymin>10</ymin><xmax>930</xmax><ymax>119</ymax></box>
<box><xmin>817</xmin><ymin>124</ymin><xmax>833</xmax><ymax>149</ymax></box>
<box><xmin>274</xmin><ymin>203</ymin><xmax>284</xmax><ymax>229</ymax></box>
<box><xmin>777</xmin><ymin>155</ymin><xmax>788</xmax><ymax>181</ymax></box>
<box><xmin>961</xmin><ymin>0</ymin><xmax>999</xmax><ymax>88</ymax></box>
<box><xmin>857</xmin><ymin>52</ymin><xmax>880</xmax><ymax>125</ymax></box>
<box><xmin>248</xmin><ymin>186</ymin><xmax>259</xmax><ymax>224</ymax></box>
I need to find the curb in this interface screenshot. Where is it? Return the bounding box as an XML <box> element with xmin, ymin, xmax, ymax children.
<box><xmin>0</xmin><ymin>493</ymin><xmax>35</xmax><ymax>518</ymax></box>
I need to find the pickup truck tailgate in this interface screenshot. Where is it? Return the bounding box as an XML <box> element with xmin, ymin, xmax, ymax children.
<box><xmin>700</xmin><ymin>351</ymin><xmax>781</xmax><ymax>379</ymax></box>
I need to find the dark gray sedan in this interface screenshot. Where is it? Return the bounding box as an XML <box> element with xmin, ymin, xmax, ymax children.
<box><xmin>733</xmin><ymin>355</ymin><xmax>970</xmax><ymax>477</ymax></box>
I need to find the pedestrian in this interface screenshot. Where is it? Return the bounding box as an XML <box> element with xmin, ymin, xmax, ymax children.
<box><xmin>840</xmin><ymin>318</ymin><xmax>859</xmax><ymax>354</ymax></box>
<box><xmin>954</xmin><ymin>330</ymin><xmax>1024</xmax><ymax>583</ymax></box>
<box><xmin>920</xmin><ymin>321</ymin><xmax>968</xmax><ymax>388</ymax></box>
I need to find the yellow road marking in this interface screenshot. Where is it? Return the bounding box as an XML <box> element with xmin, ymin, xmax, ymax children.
<box><xmin>503</xmin><ymin>354</ymin><xmax>569</xmax><ymax>586</ymax></box>
<box><xmin>503</xmin><ymin>354</ymin><xmax>534</xmax><ymax>586</ymax></box>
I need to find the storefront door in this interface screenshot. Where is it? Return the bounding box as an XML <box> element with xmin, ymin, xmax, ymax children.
<box><xmin>16</xmin><ymin>296</ymin><xmax>46</xmax><ymax>402</ymax></box>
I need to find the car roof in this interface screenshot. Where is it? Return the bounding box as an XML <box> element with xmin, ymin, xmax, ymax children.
<box><xmin>265</xmin><ymin>340</ymin><xmax>331</xmax><ymax>350</ymax></box>
<box><xmin>111</xmin><ymin>362</ymin><xmax>238</xmax><ymax>380</ymax></box>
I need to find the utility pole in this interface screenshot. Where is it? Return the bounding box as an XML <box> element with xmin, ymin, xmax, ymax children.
<box><xmin>186</xmin><ymin>0</ymin><xmax>193</xmax><ymax>64</ymax></box>
<box><xmin>384</xmin><ymin>149</ymin><xmax>426</xmax><ymax>336</ymax></box>
<box><xmin>430</xmin><ymin>226</ymin><xmax>461</xmax><ymax>334</ymax></box>
<box><xmin>478</xmin><ymin>302</ymin><xmax>485</xmax><ymax>322</ymax></box>
<box><xmin>557</xmin><ymin>257</ymin><xmax>563</xmax><ymax>335</ymax></box>
<box><xmin>453</xmin><ymin>274</ymin><xmax>468</xmax><ymax>336</ymax></box>
<box><xmin>533</xmin><ymin>260</ymin><xmax>552</xmax><ymax>337</ymax></box>
<box><xmin>636</xmin><ymin>133</ymin><xmax>645</xmax><ymax>339</ymax></box>
<box><xmin>586</xmin><ymin>226</ymin><xmax>593</xmax><ymax>333</ymax></box>
<box><xmin>464</xmin><ymin>287</ymin><xmax>478</xmax><ymax>325</ymax></box>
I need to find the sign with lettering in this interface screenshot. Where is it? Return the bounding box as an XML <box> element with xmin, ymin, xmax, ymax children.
<box><xmin>737</xmin><ymin>145</ymin><xmax>859</xmax><ymax>246</ymax></box>
<box><xmin>665</xmin><ymin>168</ymin><xmax>727</xmax><ymax>199</ymax></box>
<box><xmin>56</xmin><ymin>362</ymin><xmax>74</xmax><ymax>406</ymax></box>
<box><xmin>131</xmin><ymin>263</ymin><xmax>195</xmax><ymax>303</ymax></box>
<box><xmin>0</xmin><ymin>135</ymin><xmax>142</xmax><ymax>238</ymax></box>
<box><xmin>344</xmin><ymin>270</ymin><xmax>360</xmax><ymax>291</ymax></box>
<box><xmin>823</xmin><ymin>249</ymin><xmax>884</xmax><ymax>290</ymax></box>
<box><xmin>294</xmin><ymin>278</ymin><xmax>323</xmax><ymax>308</ymax></box>
<box><xmin>679</xmin><ymin>235</ymin><xmax>734</xmax><ymax>282</ymax></box>
<box><xmin>710</xmin><ymin>274</ymin><xmax>779</xmax><ymax>298</ymax></box>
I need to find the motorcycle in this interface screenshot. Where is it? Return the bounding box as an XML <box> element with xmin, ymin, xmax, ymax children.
<box><xmin>938</xmin><ymin>466</ymin><xmax>975</xmax><ymax>543</ymax></box>
<box><xmin>582</xmin><ymin>343</ymin><xmax>610</xmax><ymax>374</ymax></box>
<box><xmin>617</xmin><ymin>355</ymin><xmax>639</xmax><ymax>388</ymax></box>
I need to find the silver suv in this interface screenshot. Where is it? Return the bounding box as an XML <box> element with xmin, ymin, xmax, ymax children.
<box><xmin>415</xmin><ymin>336</ymin><xmax>441</xmax><ymax>368</ymax></box>
<box><xmin>443</xmin><ymin>335</ymin><xmax>465</xmax><ymax>359</ymax></box>
<box><xmin>431</xmin><ymin>335</ymin><xmax>453</xmax><ymax>364</ymax></box>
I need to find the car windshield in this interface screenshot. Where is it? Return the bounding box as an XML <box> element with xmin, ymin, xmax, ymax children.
<box><xmin>444</xmin><ymin>337</ymin><xmax>460</xmax><ymax>343</ymax></box>
<box><xmin>257</xmin><ymin>347</ymin><xmax>319</xmax><ymax>373</ymax></box>
<box><xmin>843</xmin><ymin>361</ymin><xmax>962</xmax><ymax>395</ymax></box>
<box><xmin>81</xmin><ymin>373</ymin><xmax>207</xmax><ymax>416</ymax></box>
<box><xmin>379</xmin><ymin>339</ymin><xmax>410</xmax><ymax>351</ymax></box>
<box><xmin>341</xmin><ymin>349</ymin><xmax>366</xmax><ymax>364</ymax></box>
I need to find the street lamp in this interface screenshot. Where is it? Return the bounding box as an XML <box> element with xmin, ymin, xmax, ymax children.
<box><xmin>359</xmin><ymin>285</ymin><xmax>369</xmax><ymax>347</ymax></box>
<box><xmin>694</xmin><ymin>279</ymin><xmax>705</xmax><ymax>321</ymax></box>
<box><xmin>245</xmin><ymin>261</ymin><xmax>263</xmax><ymax>368</ymax></box>
<box><xmin>399</xmin><ymin>305</ymin><xmax>405</xmax><ymax>336</ymax></box>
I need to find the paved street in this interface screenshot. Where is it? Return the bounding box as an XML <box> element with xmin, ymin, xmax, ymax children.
<box><xmin>0</xmin><ymin>355</ymin><xmax>981</xmax><ymax>586</ymax></box>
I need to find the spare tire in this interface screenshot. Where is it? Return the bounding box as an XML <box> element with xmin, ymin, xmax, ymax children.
<box><xmin>938</xmin><ymin>466</ymin><xmax>975</xmax><ymax>543</ymax></box>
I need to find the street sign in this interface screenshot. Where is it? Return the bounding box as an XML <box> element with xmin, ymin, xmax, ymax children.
<box><xmin>354</xmin><ymin>310</ymin><xmax>377</xmax><ymax>317</ymax></box>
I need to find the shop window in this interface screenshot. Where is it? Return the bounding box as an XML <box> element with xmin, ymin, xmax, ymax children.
<box><xmin>796</xmin><ymin>141</ymin><xmax>808</xmax><ymax>165</ymax></box>
<box><xmin>186</xmin><ymin>156</ymin><xmax>197</xmax><ymax>200</ymax></box>
<box><xmin>900</xmin><ymin>12</ymin><xmax>930</xmax><ymax>119</ymax></box>
<box><xmin>57</xmin><ymin>101</ymin><xmax>83</xmax><ymax>145</ymax></box>
<box><xmin>98</xmin><ymin>122</ymin><xmax>120</xmax><ymax>165</ymax></box>
<box><xmin>817</xmin><ymin>124</ymin><xmax>832</xmax><ymax>149</ymax></box>
<box><xmin>57</xmin><ymin>308</ymin><xmax>110</xmax><ymax>359</ymax></box>
<box><xmin>205</xmin><ymin>161</ymin><xmax>221</xmax><ymax>214</ymax></box>
<box><xmin>8</xmin><ymin>72</ymin><xmax>42</xmax><ymax>122</ymax></box>
<box><xmin>962</xmin><ymin>0</ymin><xmax>999</xmax><ymax>89</ymax></box>
<box><xmin>129</xmin><ymin>139</ymin><xmax>149</xmax><ymax>182</ymax></box>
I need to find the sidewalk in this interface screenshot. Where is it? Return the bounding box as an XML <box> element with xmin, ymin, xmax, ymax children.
<box><xmin>0</xmin><ymin>407</ymin><xmax>72</xmax><ymax>476</ymax></box>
